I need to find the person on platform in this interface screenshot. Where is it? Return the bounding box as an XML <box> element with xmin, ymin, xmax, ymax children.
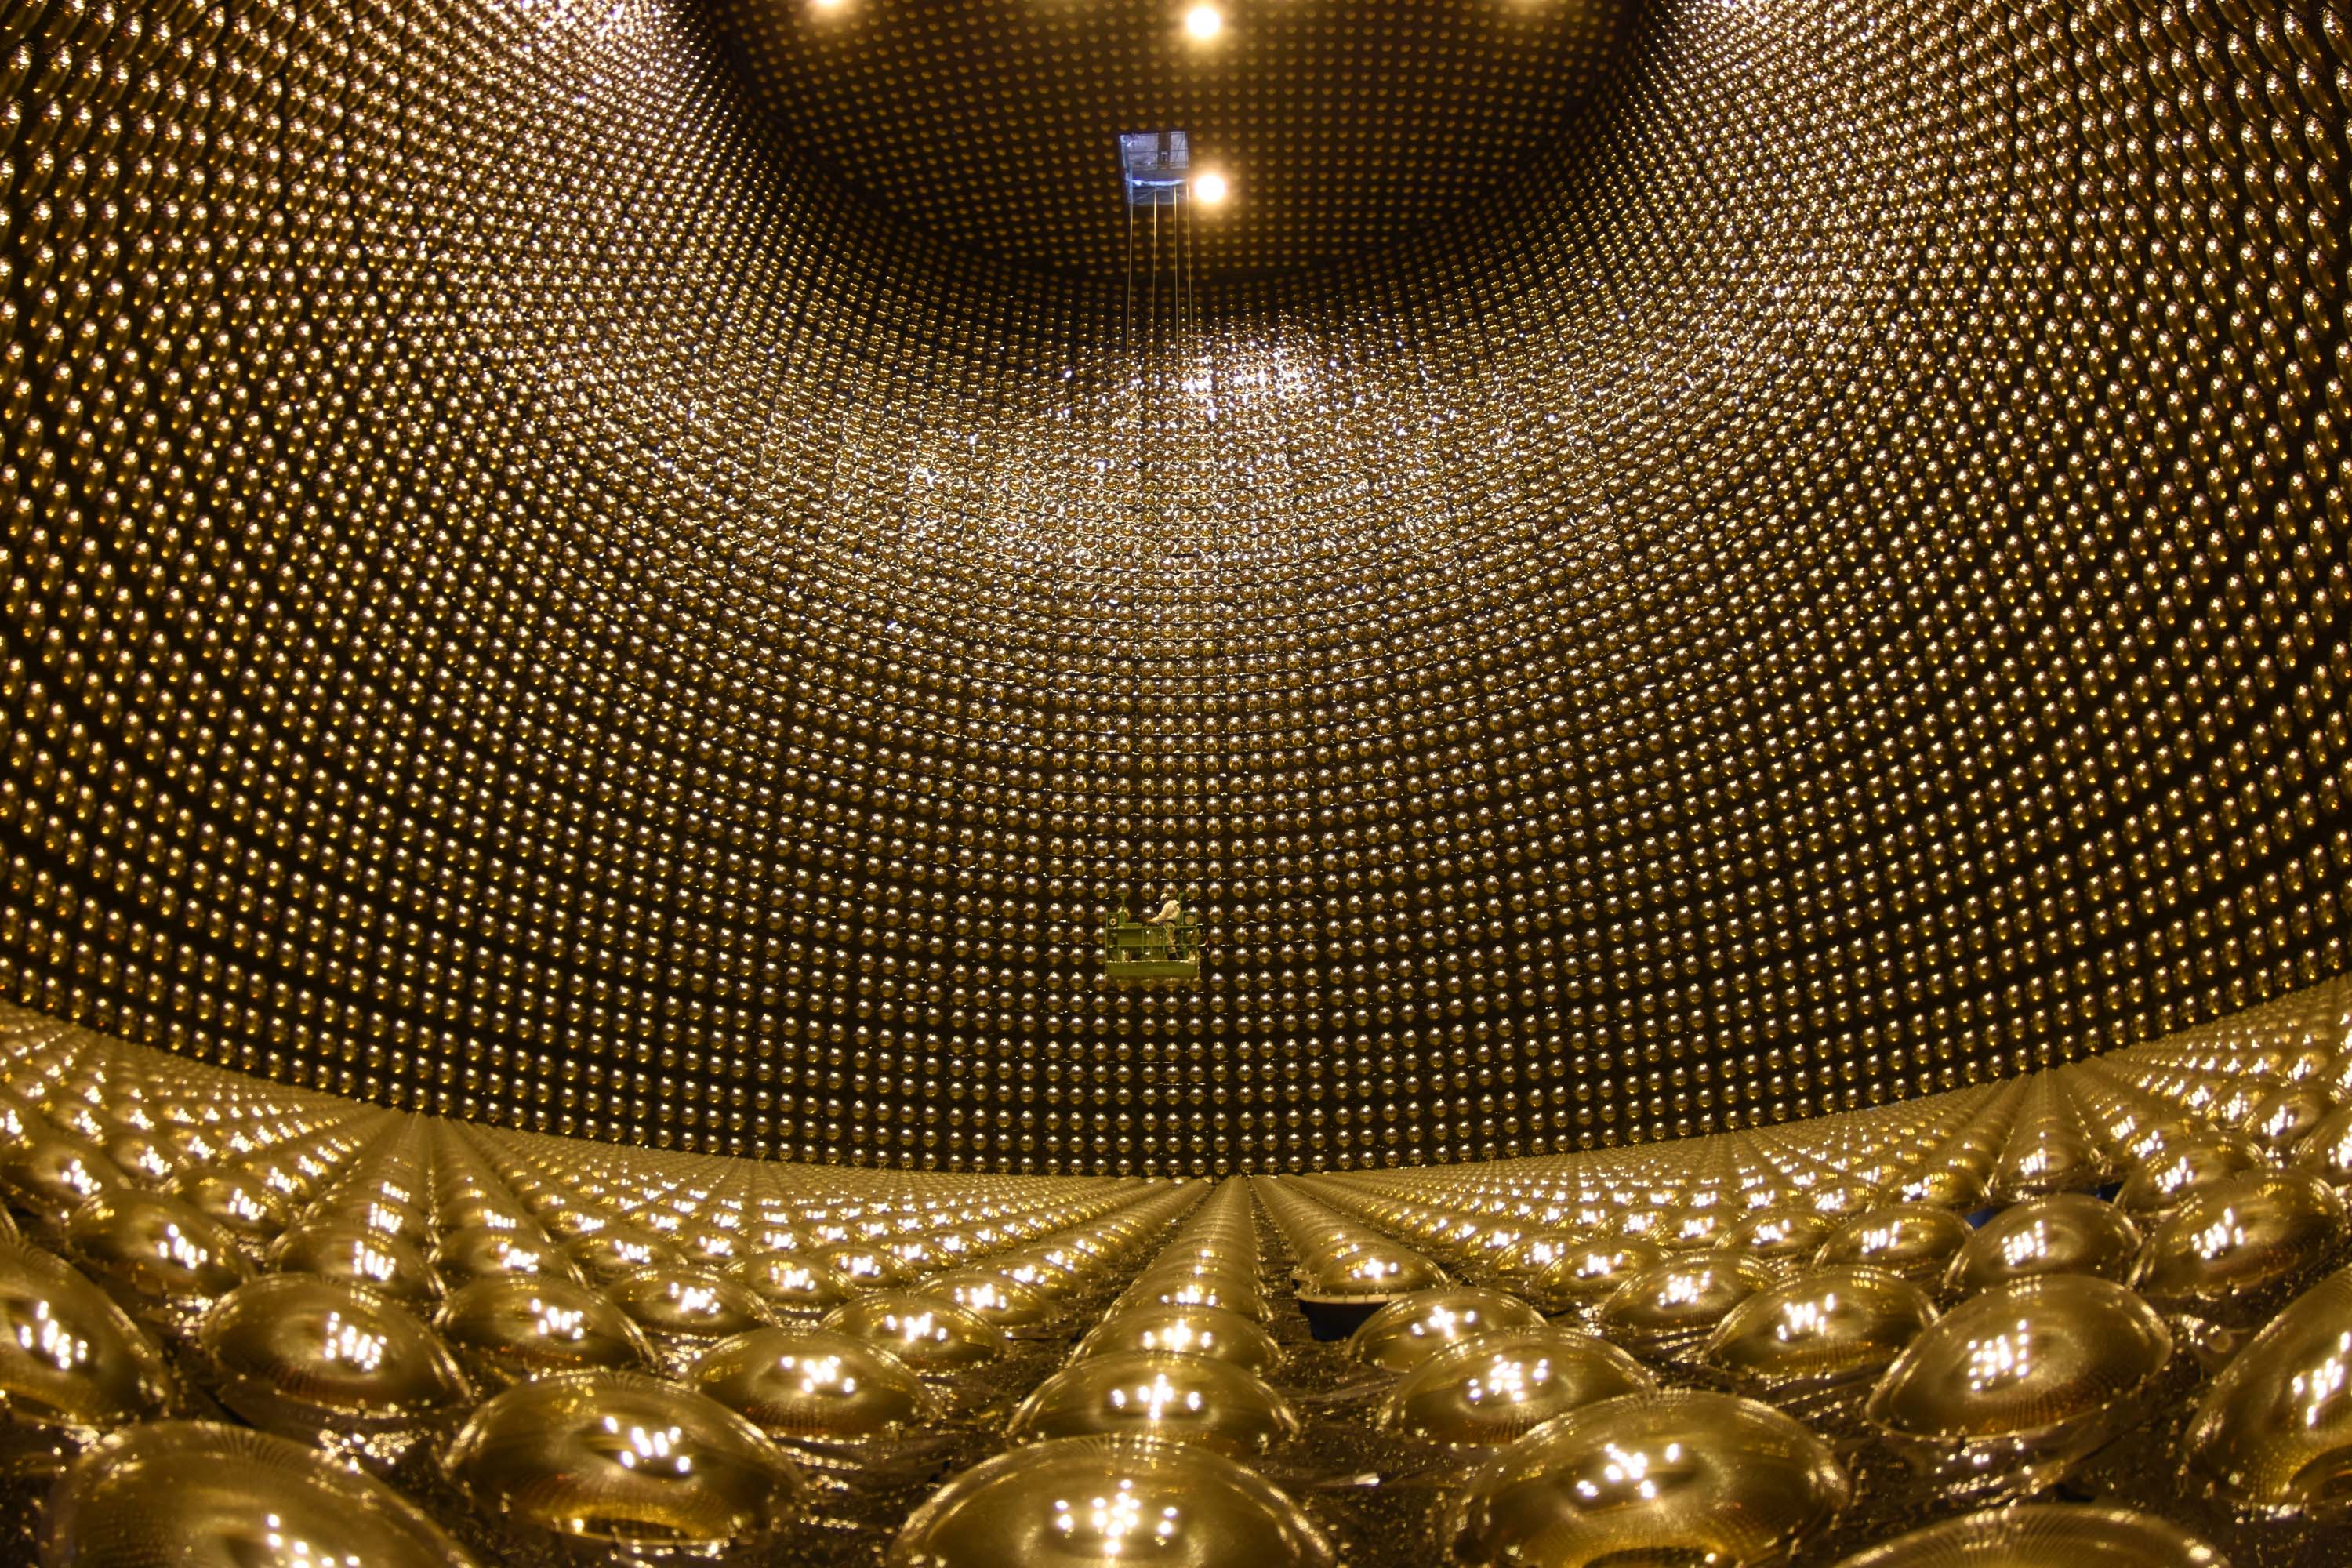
<box><xmin>1147</xmin><ymin>888</ymin><xmax>1185</xmax><ymax>927</ymax></box>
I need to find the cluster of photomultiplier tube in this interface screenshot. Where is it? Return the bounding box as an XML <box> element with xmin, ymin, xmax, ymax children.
<box><xmin>0</xmin><ymin>976</ymin><xmax>2340</xmax><ymax>1563</ymax></box>
<box><xmin>0</xmin><ymin>0</ymin><xmax>2343</xmax><ymax>1178</ymax></box>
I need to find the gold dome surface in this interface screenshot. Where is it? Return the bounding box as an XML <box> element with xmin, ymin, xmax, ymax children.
<box><xmin>885</xmin><ymin>1435</ymin><xmax>1336</xmax><ymax>1568</ymax></box>
<box><xmin>1704</xmin><ymin>1265</ymin><xmax>1938</xmax><ymax>1399</ymax></box>
<box><xmin>1443</xmin><ymin>1390</ymin><xmax>1849</xmax><ymax>1567</ymax></box>
<box><xmin>1007</xmin><ymin>1349</ymin><xmax>1300</xmax><ymax>1458</ymax></box>
<box><xmin>1073</xmin><ymin>1305</ymin><xmax>1285</xmax><ymax>1377</ymax></box>
<box><xmin>2183</xmin><ymin>1266</ymin><xmax>2352</xmax><ymax>1520</ymax></box>
<box><xmin>441</xmin><ymin>1370</ymin><xmax>808</xmax><ymax>1549</ymax></box>
<box><xmin>198</xmin><ymin>1276</ymin><xmax>474</xmax><ymax>1432</ymax></box>
<box><xmin>1825</xmin><ymin>1504</ymin><xmax>2224</xmax><ymax>1568</ymax></box>
<box><xmin>1346</xmin><ymin>1287</ymin><xmax>1549</xmax><ymax>1374</ymax></box>
<box><xmin>1866</xmin><ymin>1275</ymin><xmax>2174</xmax><ymax>1497</ymax></box>
<box><xmin>0</xmin><ymin>1235</ymin><xmax>178</xmax><ymax>1437</ymax></box>
<box><xmin>1378</xmin><ymin>1327</ymin><xmax>1653</xmax><ymax>1447</ymax></box>
<box><xmin>688</xmin><ymin>1326</ymin><xmax>941</xmax><ymax>1443</ymax></box>
<box><xmin>43</xmin><ymin>1422</ymin><xmax>480</xmax><ymax>1568</ymax></box>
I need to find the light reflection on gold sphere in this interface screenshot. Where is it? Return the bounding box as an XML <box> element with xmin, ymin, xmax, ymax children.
<box><xmin>44</xmin><ymin>1421</ymin><xmax>479</xmax><ymax>1568</ymax></box>
<box><xmin>2132</xmin><ymin>1173</ymin><xmax>2350</xmax><ymax>1325</ymax></box>
<box><xmin>1378</xmin><ymin>1327</ymin><xmax>1653</xmax><ymax>1447</ymax></box>
<box><xmin>441</xmin><ymin>1370</ymin><xmax>807</xmax><ymax>1549</ymax></box>
<box><xmin>434</xmin><ymin>1225</ymin><xmax>575</xmax><ymax>1289</ymax></box>
<box><xmin>0</xmin><ymin>1236</ymin><xmax>177</xmax><ymax>1439</ymax></box>
<box><xmin>272</xmin><ymin>1221</ymin><xmax>441</xmax><ymax>1307</ymax></box>
<box><xmin>63</xmin><ymin>1192</ymin><xmax>252</xmax><ymax>1318</ymax></box>
<box><xmin>1074</xmin><ymin>1305</ymin><xmax>1284</xmax><ymax>1376</ymax></box>
<box><xmin>1529</xmin><ymin>1239</ymin><xmax>1664</xmax><ymax>1316</ymax></box>
<box><xmin>198</xmin><ymin>1275</ymin><xmax>473</xmax><ymax>1433</ymax></box>
<box><xmin>1293</xmin><ymin>1245</ymin><xmax>1447</xmax><ymax>1304</ymax></box>
<box><xmin>2182</xmin><ymin>1267</ymin><xmax>2352</xmax><ymax>1519</ymax></box>
<box><xmin>1007</xmin><ymin>1350</ymin><xmax>1299</xmax><ymax>1458</ymax></box>
<box><xmin>688</xmin><ymin>1326</ymin><xmax>939</xmax><ymax>1442</ymax></box>
<box><xmin>1944</xmin><ymin>1196</ymin><xmax>2141</xmax><ymax>1297</ymax></box>
<box><xmin>1716</xmin><ymin>1210</ymin><xmax>1840</xmax><ymax>1273</ymax></box>
<box><xmin>1824</xmin><ymin>1503</ymin><xmax>2225</xmax><ymax>1567</ymax></box>
<box><xmin>2116</xmin><ymin>1136</ymin><xmax>2265</xmax><ymax>1219</ymax></box>
<box><xmin>1443</xmin><ymin>1390</ymin><xmax>1849</xmax><ymax>1567</ymax></box>
<box><xmin>603</xmin><ymin>1265</ymin><xmax>776</xmax><ymax>1345</ymax></box>
<box><xmin>824</xmin><ymin>1291</ymin><xmax>1011</xmax><ymax>1372</ymax></box>
<box><xmin>175</xmin><ymin>1174</ymin><xmax>289</xmax><ymax>1250</ymax></box>
<box><xmin>0</xmin><ymin>1134</ymin><xmax>128</xmax><ymax>1230</ymax></box>
<box><xmin>1704</xmin><ymin>1265</ymin><xmax>1936</xmax><ymax>1399</ymax></box>
<box><xmin>921</xmin><ymin>1269</ymin><xmax>1062</xmax><ymax>1331</ymax></box>
<box><xmin>1347</xmin><ymin>1287</ymin><xmax>1548</xmax><ymax>1374</ymax></box>
<box><xmin>724</xmin><ymin>1251</ymin><xmax>860</xmax><ymax>1317</ymax></box>
<box><xmin>1815</xmin><ymin>1205</ymin><xmax>1973</xmax><ymax>1283</ymax></box>
<box><xmin>886</xmin><ymin>1434</ymin><xmax>1336</xmax><ymax>1568</ymax></box>
<box><xmin>2292</xmin><ymin>1107</ymin><xmax>2352</xmax><ymax>1188</ymax></box>
<box><xmin>1598</xmin><ymin>1255</ymin><xmax>1778</xmax><ymax>1356</ymax></box>
<box><xmin>1864</xmin><ymin>1276</ymin><xmax>2172</xmax><ymax>1497</ymax></box>
<box><xmin>434</xmin><ymin>1276</ymin><xmax>659</xmax><ymax>1387</ymax></box>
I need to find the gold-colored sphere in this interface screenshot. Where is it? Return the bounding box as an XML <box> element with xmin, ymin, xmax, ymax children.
<box><xmin>1991</xmin><ymin>1133</ymin><xmax>2115</xmax><ymax>1204</ymax></box>
<box><xmin>886</xmin><ymin>1435</ymin><xmax>1336</xmax><ymax>1568</ymax></box>
<box><xmin>441</xmin><ymin>1370</ymin><xmax>807</xmax><ymax>1550</ymax></box>
<box><xmin>1443</xmin><ymin>1391</ymin><xmax>1849</xmax><ymax>1567</ymax></box>
<box><xmin>688</xmin><ymin>1327</ymin><xmax>940</xmax><ymax>1442</ymax></box>
<box><xmin>63</xmin><ymin>1192</ymin><xmax>252</xmax><ymax>1318</ymax></box>
<box><xmin>175</xmin><ymin>1174</ymin><xmax>289</xmax><ymax>1250</ymax></box>
<box><xmin>1073</xmin><ymin>1305</ymin><xmax>1284</xmax><ymax>1376</ymax></box>
<box><xmin>1715</xmin><ymin>1209</ymin><xmax>1839</xmax><ymax>1272</ymax></box>
<box><xmin>198</xmin><ymin>1276</ymin><xmax>473</xmax><ymax>1433</ymax></box>
<box><xmin>44</xmin><ymin>1422</ymin><xmax>479</xmax><ymax>1568</ymax></box>
<box><xmin>0</xmin><ymin>1236</ymin><xmax>178</xmax><ymax>1437</ymax></box>
<box><xmin>2132</xmin><ymin>1174</ymin><xmax>2350</xmax><ymax>1324</ymax></box>
<box><xmin>1597</xmin><ymin>1255</ymin><xmax>1778</xmax><ymax>1356</ymax></box>
<box><xmin>1293</xmin><ymin>1244</ymin><xmax>1447</xmax><ymax>1304</ymax></box>
<box><xmin>2183</xmin><ymin>1268</ymin><xmax>2352</xmax><ymax>1519</ymax></box>
<box><xmin>723</xmin><ymin>1251</ymin><xmax>860</xmax><ymax>1317</ymax></box>
<box><xmin>0</xmin><ymin>1134</ymin><xmax>127</xmax><ymax>1230</ymax></box>
<box><xmin>1825</xmin><ymin>1504</ymin><xmax>2225</xmax><ymax>1568</ymax></box>
<box><xmin>566</xmin><ymin>1228</ymin><xmax>688</xmax><ymax>1283</ymax></box>
<box><xmin>1378</xmin><ymin>1327</ymin><xmax>1653</xmax><ymax>1447</ymax></box>
<box><xmin>434</xmin><ymin>1227</ymin><xmax>579</xmax><ymax>1289</ymax></box>
<box><xmin>1007</xmin><ymin>1350</ymin><xmax>1299</xmax><ymax>1458</ymax></box>
<box><xmin>1703</xmin><ymin>1265</ymin><xmax>1936</xmax><ymax>1398</ymax></box>
<box><xmin>1346</xmin><ymin>1287</ymin><xmax>1548</xmax><ymax>1374</ymax></box>
<box><xmin>271</xmin><ymin>1221</ymin><xmax>441</xmax><ymax>1308</ymax></box>
<box><xmin>1528</xmin><ymin>1239</ymin><xmax>1665</xmax><ymax>1316</ymax></box>
<box><xmin>2116</xmin><ymin>1137</ymin><xmax>2265</xmax><ymax>1220</ymax></box>
<box><xmin>823</xmin><ymin>1291</ymin><xmax>1011</xmax><ymax>1372</ymax></box>
<box><xmin>1865</xmin><ymin>1276</ymin><xmax>2173</xmax><ymax>1497</ymax></box>
<box><xmin>603</xmin><ymin>1265</ymin><xmax>776</xmax><ymax>1345</ymax></box>
<box><xmin>1944</xmin><ymin>1196</ymin><xmax>2141</xmax><ymax>1296</ymax></box>
<box><xmin>433</xmin><ymin>1276</ymin><xmax>658</xmax><ymax>1387</ymax></box>
<box><xmin>920</xmin><ymin>1269</ymin><xmax>1062</xmax><ymax>1331</ymax></box>
<box><xmin>2292</xmin><ymin>1108</ymin><xmax>2352</xmax><ymax>1189</ymax></box>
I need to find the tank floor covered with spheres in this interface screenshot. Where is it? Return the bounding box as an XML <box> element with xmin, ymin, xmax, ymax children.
<box><xmin>0</xmin><ymin>981</ymin><xmax>2343</xmax><ymax>1564</ymax></box>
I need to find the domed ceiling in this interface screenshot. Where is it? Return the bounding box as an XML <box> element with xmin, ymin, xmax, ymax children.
<box><xmin>706</xmin><ymin>0</ymin><xmax>1630</xmax><ymax>276</ymax></box>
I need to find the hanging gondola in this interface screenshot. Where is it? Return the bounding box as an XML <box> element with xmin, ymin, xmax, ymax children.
<box><xmin>1095</xmin><ymin>131</ymin><xmax>1210</xmax><ymax>990</ymax></box>
<box><xmin>1101</xmin><ymin>895</ymin><xmax>1203</xmax><ymax>987</ymax></box>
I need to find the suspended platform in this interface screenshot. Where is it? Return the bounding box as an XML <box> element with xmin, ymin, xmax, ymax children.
<box><xmin>1101</xmin><ymin>914</ymin><xmax>1202</xmax><ymax>988</ymax></box>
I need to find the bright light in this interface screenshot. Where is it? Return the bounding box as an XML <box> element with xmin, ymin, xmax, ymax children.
<box><xmin>811</xmin><ymin>0</ymin><xmax>844</xmax><ymax>9</ymax></box>
<box><xmin>1184</xmin><ymin>4</ymin><xmax>1222</xmax><ymax>40</ymax></box>
<box><xmin>1192</xmin><ymin>171</ymin><xmax>1229</xmax><ymax>205</ymax></box>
